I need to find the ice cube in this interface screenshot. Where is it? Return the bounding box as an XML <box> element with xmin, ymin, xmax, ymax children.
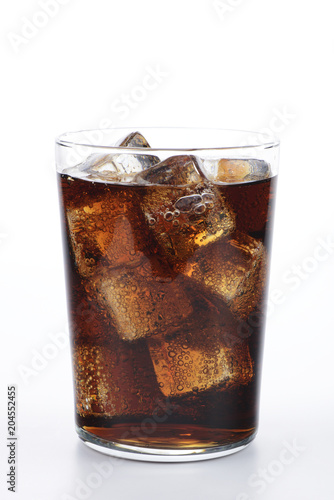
<box><xmin>64</xmin><ymin>131</ymin><xmax>160</xmax><ymax>182</ymax></box>
<box><xmin>202</xmin><ymin>158</ymin><xmax>271</xmax><ymax>183</ymax></box>
<box><xmin>104</xmin><ymin>130</ymin><xmax>160</xmax><ymax>177</ymax></box>
<box><xmin>135</xmin><ymin>155</ymin><xmax>206</xmax><ymax>186</ymax></box>
<box><xmin>116</xmin><ymin>131</ymin><xmax>152</xmax><ymax>148</ymax></box>
<box><xmin>73</xmin><ymin>333</ymin><xmax>161</xmax><ymax>418</ymax></box>
<box><xmin>79</xmin><ymin>154</ymin><xmax>113</xmax><ymax>172</ymax></box>
<box><xmin>148</xmin><ymin>325</ymin><xmax>254</xmax><ymax>397</ymax></box>
<box><xmin>93</xmin><ymin>257</ymin><xmax>194</xmax><ymax>341</ymax></box>
<box><xmin>63</xmin><ymin>153</ymin><xmax>126</xmax><ymax>182</ymax></box>
<box><xmin>66</xmin><ymin>188</ymin><xmax>147</xmax><ymax>277</ymax></box>
<box><xmin>62</xmin><ymin>153</ymin><xmax>113</xmax><ymax>178</ymax></box>
<box><xmin>183</xmin><ymin>232</ymin><xmax>267</xmax><ymax>319</ymax></box>
<box><xmin>136</xmin><ymin>174</ymin><xmax>235</xmax><ymax>265</ymax></box>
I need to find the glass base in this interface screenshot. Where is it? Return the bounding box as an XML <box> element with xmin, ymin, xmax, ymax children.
<box><xmin>77</xmin><ymin>426</ymin><xmax>256</xmax><ymax>462</ymax></box>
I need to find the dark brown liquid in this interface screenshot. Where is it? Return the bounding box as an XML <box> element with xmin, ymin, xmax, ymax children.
<box><xmin>58</xmin><ymin>174</ymin><xmax>276</xmax><ymax>450</ymax></box>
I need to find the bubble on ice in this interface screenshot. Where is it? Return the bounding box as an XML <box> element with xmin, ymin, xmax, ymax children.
<box><xmin>65</xmin><ymin>189</ymin><xmax>147</xmax><ymax>277</ymax></box>
<box><xmin>136</xmin><ymin>155</ymin><xmax>236</xmax><ymax>265</ymax></box>
<box><xmin>148</xmin><ymin>324</ymin><xmax>254</xmax><ymax>397</ymax></box>
<box><xmin>73</xmin><ymin>335</ymin><xmax>161</xmax><ymax>418</ymax></box>
<box><xmin>93</xmin><ymin>257</ymin><xmax>194</xmax><ymax>341</ymax></box>
<box><xmin>183</xmin><ymin>231</ymin><xmax>267</xmax><ymax>319</ymax></box>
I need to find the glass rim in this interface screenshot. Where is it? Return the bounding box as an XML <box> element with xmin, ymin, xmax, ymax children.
<box><xmin>55</xmin><ymin>127</ymin><xmax>280</xmax><ymax>152</ymax></box>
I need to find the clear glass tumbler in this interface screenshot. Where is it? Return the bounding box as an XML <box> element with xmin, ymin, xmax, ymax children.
<box><xmin>56</xmin><ymin>128</ymin><xmax>279</xmax><ymax>462</ymax></box>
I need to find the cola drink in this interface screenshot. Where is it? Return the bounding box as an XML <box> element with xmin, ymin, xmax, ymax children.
<box><xmin>57</xmin><ymin>130</ymin><xmax>278</xmax><ymax>459</ymax></box>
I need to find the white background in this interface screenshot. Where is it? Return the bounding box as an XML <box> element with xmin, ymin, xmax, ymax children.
<box><xmin>1</xmin><ymin>0</ymin><xmax>334</xmax><ymax>499</ymax></box>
